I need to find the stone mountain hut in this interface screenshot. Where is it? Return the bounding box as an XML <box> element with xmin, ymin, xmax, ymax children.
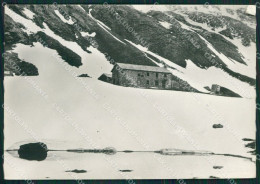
<box><xmin>111</xmin><ymin>63</ymin><xmax>173</xmax><ymax>89</ymax></box>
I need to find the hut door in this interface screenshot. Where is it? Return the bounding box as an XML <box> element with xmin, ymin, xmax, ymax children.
<box><xmin>162</xmin><ymin>80</ymin><xmax>166</xmax><ymax>88</ymax></box>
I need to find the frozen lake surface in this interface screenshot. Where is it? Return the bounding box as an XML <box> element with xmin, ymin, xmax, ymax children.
<box><xmin>5</xmin><ymin>148</ymin><xmax>255</xmax><ymax>179</ymax></box>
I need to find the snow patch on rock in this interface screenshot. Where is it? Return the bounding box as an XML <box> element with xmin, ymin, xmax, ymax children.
<box><xmin>159</xmin><ymin>21</ymin><xmax>172</xmax><ymax>29</ymax></box>
<box><xmin>81</xmin><ymin>32</ymin><xmax>96</xmax><ymax>37</ymax></box>
<box><xmin>54</xmin><ymin>10</ymin><xmax>74</xmax><ymax>25</ymax></box>
<box><xmin>23</xmin><ymin>8</ymin><xmax>35</xmax><ymax>19</ymax></box>
<box><xmin>77</xmin><ymin>5</ymin><xmax>86</xmax><ymax>12</ymax></box>
<box><xmin>89</xmin><ymin>10</ymin><xmax>125</xmax><ymax>45</ymax></box>
<box><xmin>5</xmin><ymin>6</ymin><xmax>41</xmax><ymax>34</ymax></box>
<box><xmin>89</xmin><ymin>9</ymin><xmax>111</xmax><ymax>30</ymax></box>
<box><xmin>197</xmin><ymin>33</ymin><xmax>255</xmax><ymax>79</ymax></box>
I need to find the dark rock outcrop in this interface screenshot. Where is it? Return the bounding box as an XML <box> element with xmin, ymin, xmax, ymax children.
<box><xmin>18</xmin><ymin>142</ymin><xmax>47</xmax><ymax>161</ymax></box>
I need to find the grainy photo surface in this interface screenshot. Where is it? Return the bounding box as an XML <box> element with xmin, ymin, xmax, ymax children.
<box><xmin>3</xmin><ymin>4</ymin><xmax>257</xmax><ymax>179</ymax></box>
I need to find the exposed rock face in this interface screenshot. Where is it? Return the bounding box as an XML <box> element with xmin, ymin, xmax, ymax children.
<box><xmin>4</xmin><ymin>52</ymin><xmax>39</xmax><ymax>76</ymax></box>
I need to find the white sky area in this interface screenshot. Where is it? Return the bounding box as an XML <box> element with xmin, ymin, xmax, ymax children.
<box><xmin>132</xmin><ymin>5</ymin><xmax>249</xmax><ymax>12</ymax></box>
<box><xmin>246</xmin><ymin>5</ymin><xmax>256</xmax><ymax>15</ymax></box>
<box><xmin>131</xmin><ymin>4</ymin><xmax>257</xmax><ymax>21</ymax></box>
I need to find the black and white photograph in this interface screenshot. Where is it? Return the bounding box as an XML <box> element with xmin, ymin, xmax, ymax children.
<box><xmin>3</xmin><ymin>3</ymin><xmax>257</xmax><ymax>179</ymax></box>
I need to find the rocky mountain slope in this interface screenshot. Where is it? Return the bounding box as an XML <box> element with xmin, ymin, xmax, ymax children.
<box><xmin>4</xmin><ymin>4</ymin><xmax>256</xmax><ymax>98</ymax></box>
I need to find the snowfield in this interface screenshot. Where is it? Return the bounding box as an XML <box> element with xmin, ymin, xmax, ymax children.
<box><xmin>4</xmin><ymin>43</ymin><xmax>256</xmax><ymax>179</ymax></box>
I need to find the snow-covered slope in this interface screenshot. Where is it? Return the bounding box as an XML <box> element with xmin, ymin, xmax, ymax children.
<box><xmin>4</xmin><ymin>4</ymin><xmax>256</xmax><ymax>98</ymax></box>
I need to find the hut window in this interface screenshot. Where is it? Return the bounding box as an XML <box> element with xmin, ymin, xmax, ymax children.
<box><xmin>147</xmin><ymin>72</ymin><xmax>149</xmax><ymax>76</ymax></box>
<box><xmin>146</xmin><ymin>80</ymin><xmax>149</xmax><ymax>85</ymax></box>
<box><xmin>156</xmin><ymin>73</ymin><xmax>158</xmax><ymax>78</ymax></box>
<box><xmin>164</xmin><ymin>74</ymin><xmax>167</xmax><ymax>77</ymax></box>
<box><xmin>155</xmin><ymin>80</ymin><xmax>158</xmax><ymax>86</ymax></box>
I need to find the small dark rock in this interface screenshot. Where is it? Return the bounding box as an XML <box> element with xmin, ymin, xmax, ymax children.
<box><xmin>204</xmin><ymin>86</ymin><xmax>211</xmax><ymax>91</ymax></box>
<box><xmin>248</xmin><ymin>150</ymin><xmax>256</xmax><ymax>155</ymax></box>
<box><xmin>119</xmin><ymin>170</ymin><xmax>133</xmax><ymax>172</ymax></box>
<box><xmin>245</xmin><ymin>141</ymin><xmax>256</xmax><ymax>149</ymax></box>
<box><xmin>210</xmin><ymin>176</ymin><xmax>219</xmax><ymax>179</ymax></box>
<box><xmin>78</xmin><ymin>74</ymin><xmax>90</xmax><ymax>77</ymax></box>
<box><xmin>242</xmin><ymin>138</ymin><xmax>256</xmax><ymax>155</ymax></box>
<box><xmin>242</xmin><ymin>138</ymin><xmax>255</xmax><ymax>141</ymax></box>
<box><xmin>213</xmin><ymin>166</ymin><xmax>223</xmax><ymax>169</ymax></box>
<box><xmin>122</xmin><ymin>150</ymin><xmax>134</xmax><ymax>153</ymax></box>
<box><xmin>213</xmin><ymin>124</ymin><xmax>223</xmax><ymax>128</ymax></box>
<box><xmin>65</xmin><ymin>169</ymin><xmax>87</xmax><ymax>173</ymax></box>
